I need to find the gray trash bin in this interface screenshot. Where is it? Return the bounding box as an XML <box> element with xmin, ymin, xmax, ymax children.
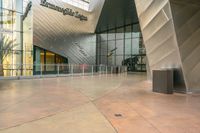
<box><xmin>153</xmin><ymin>69</ymin><xmax>174</xmax><ymax>94</ymax></box>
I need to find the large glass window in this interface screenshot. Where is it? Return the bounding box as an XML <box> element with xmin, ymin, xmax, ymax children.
<box><xmin>46</xmin><ymin>51</ymin><xmax>55</xmax><ymax>71</ymax></box>
<box><xmin>1</xmin><ymin>10</ymin><xmax>13</xmax><ymax>31</ymax></box>
<box><xmin>125</xmin><ymin>39</ymin><xmax>132</xmax><ymax>55</ymax></box>
<box><xmin>13</xmin><ymin>0</ymin><xmax>23</xmax><ymax>13</ymax></box>
<box><xmin>97</xmin><ymin>24</ymin><xmax>146</xmax><ymax>72</ymax></box>
<box><xmin>0</xmin><ymin>0</ymin><xmax>24</xmax><ymax>77</ymax></box>
<box><xmin>33</xmin><ymin>46</ymin><xmax>68</xmax><ymax>75</ymax></box>
<box><xmin>2</xmin><ymin>0</ymin><xmax>13</xmax><ymax>10</ymax></box>
<box><xmin>23</xmin><ymin>1</ymin><xmax>33</xmax><ymax>76</ymax></box>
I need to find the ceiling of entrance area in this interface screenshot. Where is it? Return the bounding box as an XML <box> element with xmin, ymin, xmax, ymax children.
<box><xmin>95</xmin><ymin>0</ymin><xmax>139</xmax><ymax>33</ymax></box>
<box><xmin>62</xmin><ymin>0</ymin><xmax>91</xmax><ymax>11</ymax></box>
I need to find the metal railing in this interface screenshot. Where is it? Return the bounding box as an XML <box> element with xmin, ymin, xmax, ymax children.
<box><xmin>0</xmin><ymin>64</ymin><xmax>127</xmax><ymax>79</ymax></box>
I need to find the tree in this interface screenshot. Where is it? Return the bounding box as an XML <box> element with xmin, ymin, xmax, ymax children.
<box><xmin>0</xmin><ymin>36</ymin><xmax>16</xmax><ymax>76</ymax></box>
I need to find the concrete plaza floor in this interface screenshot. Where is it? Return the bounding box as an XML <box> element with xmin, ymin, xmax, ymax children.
<box><xmin>0</xmin><ymin>73</ymin><xmax>200</xmax><ymax>133</ymax></box>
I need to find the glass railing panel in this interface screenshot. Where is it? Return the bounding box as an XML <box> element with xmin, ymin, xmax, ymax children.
<box><xmin>59</xmin><ymin>64</ymin><xmax>70</xmax><ymax>75</ymax></box>
<box><xmin>0</xmin><ymin>64</ymin><xmax>128</xmax><ymax>78</ymax></box>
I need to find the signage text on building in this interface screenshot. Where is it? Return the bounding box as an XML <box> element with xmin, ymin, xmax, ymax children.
<box><xmin>40</xmin><ymin>0</ymin><xmax>88</xmax><ymax>21</ymax></box>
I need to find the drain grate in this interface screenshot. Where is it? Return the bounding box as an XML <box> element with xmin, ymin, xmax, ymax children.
<box><xmin>114</xmin><ymin>113</ymin><xmax>123</xmax><ymax>117</ymax></box>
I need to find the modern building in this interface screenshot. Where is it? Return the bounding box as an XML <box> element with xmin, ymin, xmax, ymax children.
<box><xmin>0</xmin><ymin>0</ymin><xmax>200</xmax><ymax>92</ymax></box>
<box><xmin>1</xmin><ymin>1</ymin><xmax>200</xmax><ymax>133</ymax></box>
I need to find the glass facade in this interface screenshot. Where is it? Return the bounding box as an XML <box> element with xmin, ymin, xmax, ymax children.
<box><xmin>23</xmin><ymin>0</ymin><xmax>33</xmax><ymax>76</ymax></box>
<box><xmin>96</xmin><ymin>24</ymin><xmax>146</xmax><ymax>72</ymax></box>
<box><xmin>0</xmin><ymin>0</ymin><xmax>33</xmax><ymax>77</ymax></box>
<box><xmin>33</xmin><ymin>46</ymin><xmax>68</xmax><ymax>75</ymax></box>
<box><xmin>0</xmin><ymin>0</ymin><xmax>24</xmax><ymax>76</ymax></box>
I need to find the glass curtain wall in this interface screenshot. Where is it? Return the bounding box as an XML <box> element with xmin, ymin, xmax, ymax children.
<box><xmin>96</xmin><ymin>24</ymin><xmax>146</xmax><ymax>72</ymax></box>
<box><xmin>0</xmin><ymin>0</ymin><xmax>23</xmax><ymax>76</ymax></box>
<box><xmin>23</xmin><ymin>0</ymin><xmax>33</xmax><ymax>76</ymax></box>
<box><xmin>0</xmin><ymin>0</ymin><xmax>33</xmax><ymax>77</ymax></box>
<box><xmin>33</xmin><ymin>46</ymin><xmax>68</xmax><ymax>75</ymax></box>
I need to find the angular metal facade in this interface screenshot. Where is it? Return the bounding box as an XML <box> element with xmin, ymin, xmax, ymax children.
<box><xmin>170</xmin><ymin>0</ymin><xmax>200</xmax><ymax>92</ymax></box>
<box><xmin>32</xmin><ymin>0</ymin><xmax>105</xmax><ymax>64</ymax></box>
<box><xmin>134</xmin><ymin>0</ymin><xmax>200</xmax><ymax>92</ymax></box>
<box><xmin>30</xmin><ymin>0</ymin><xmax>200</xmax><ymax>91</ymax></box>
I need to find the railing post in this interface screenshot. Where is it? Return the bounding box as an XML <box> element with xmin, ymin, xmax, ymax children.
<box><xmin>24</xmin><ymin>64</ymin><xmax>25</xmax><ymax>76</ymax></box>
<box><xmin>82</xmin><ymin>65</ymin><xmax>85</xmax><ymax>76</ymax></box>
<box><xmin>57</xmin><ymin>64</ymin><xmax>59</xmax><ymax>76</ymax></box>
<box><xmin>68</xmin><ymin>64</ymin><xmax>70</xmax><ymax>75</ymax></box>
<box><xmin>106</xmin><ymin>66</ymin><xmax>108</xmax><ymax>75</ymax></box>
<box><xmin>71</xmin><ymin>64</ymin><xmax>73</xmax><ymax>76</ymax></box>
<box><xmin>40</xmin><ymin>64</ymin><xmax>42</xmax><ymax>77</ymax></box>
<box><xmin>92</xmin><ymin>65</ymin><xmax>94</xmax><ymax>76</ymax></box>
<box><xmin>99</xmin><ymin>65</ymin><xmax>101</xmax><ymax>75</ymax></box>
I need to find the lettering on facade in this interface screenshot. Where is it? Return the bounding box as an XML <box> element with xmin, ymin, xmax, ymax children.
<box><xmin>40</xmin><ymin>0</ymin><xmax>88</xmax><ymax>21</ymax></box>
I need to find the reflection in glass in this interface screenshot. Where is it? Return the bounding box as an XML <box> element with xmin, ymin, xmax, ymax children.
<box><xmin>0</xmin><ymin>0</ymin><xmax>24</xmax><ymax>76</ymax></box>
<box><xmin>2</xmin><ymin>0</ymin><xmax>13</xmax><ymax>10</ymax></box>
<box><xmin>1</xmin><ymin>10</ymin><xmax>13</xmax><ymax>31</ymax></box>
<box><xmin>97</xmin><ymin>24</ymin><xmax>146</xmax><ymax>72</ymax></box>
<box><xmin>46</xmin><ymin>51</ymin><xmax>55</xmax><ymax>71</ymax></box>
<box><xmin>34</xmin><ymin>46</ymin><xmax>68</xmax><ymax>75</ymax></box>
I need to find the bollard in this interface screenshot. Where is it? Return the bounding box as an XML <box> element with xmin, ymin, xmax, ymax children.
<box><xmin>92</xmin><ymin>65</ymin><xmax>94</xmax><ymax>76</ymax></box>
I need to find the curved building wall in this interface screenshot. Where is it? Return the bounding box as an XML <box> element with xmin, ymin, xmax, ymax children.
<box><xmin>32</xmin><ymin>0</ymin><xmax>105</xmax><ymax>64</ymax></box>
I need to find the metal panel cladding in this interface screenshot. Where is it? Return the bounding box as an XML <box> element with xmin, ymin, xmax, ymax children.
<box><xmin>32</xmin><ymin>0</ymin><xmax>105</xmax><ymax>64</ymax></box>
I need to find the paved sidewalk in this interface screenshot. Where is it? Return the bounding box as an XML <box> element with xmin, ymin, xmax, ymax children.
<box><xmin>0</xmin><ymin>74</ymin><xmax>200</xmax><ymax>133</ymax></box>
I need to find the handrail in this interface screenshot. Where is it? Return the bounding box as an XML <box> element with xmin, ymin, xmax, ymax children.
<box><xmin>0</xmin><ymin>64</ymin><xmax>127</xmax><ymax>78</ymax></box>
